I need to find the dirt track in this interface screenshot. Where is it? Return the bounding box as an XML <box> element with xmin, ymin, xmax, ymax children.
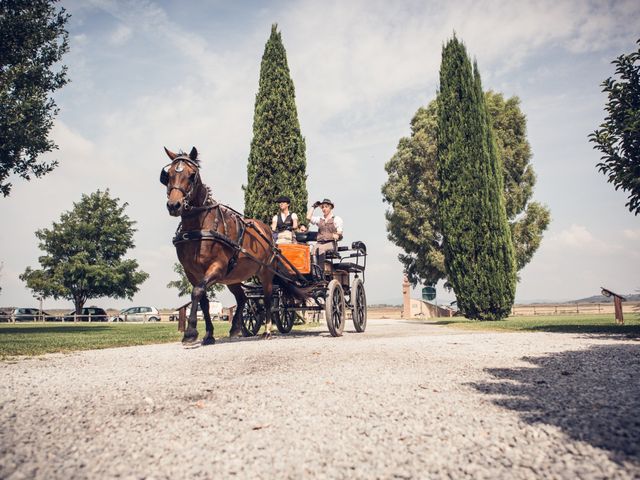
<box><xmin>1</xmin><ymin>319</ymin><xmax>639</xmax><ymax>479</ymax></box>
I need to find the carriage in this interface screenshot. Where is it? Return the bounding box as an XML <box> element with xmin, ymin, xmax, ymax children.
<box><xmin>240</xmin><ymin>232</ymin><xmax>368</xmax><ymax>337</ymax></box>
<box><xmin>160</xmin><ymin>146</ymin><xmax>367</xmax><ymax>345</ymax></box>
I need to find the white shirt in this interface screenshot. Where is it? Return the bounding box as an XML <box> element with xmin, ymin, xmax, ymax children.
<box><xmin>309</xmin><ymin>213</ymin><xmax>343</xmax><ymax>233</ymax></box>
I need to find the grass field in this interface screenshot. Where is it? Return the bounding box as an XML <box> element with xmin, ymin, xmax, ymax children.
<box><xmin>2</xmin><ymin>314</ymin><xmax>638</xmax><ymax>359</ymax></box>
<box><xmin>0</xmin><ymin>321</ymin><xmax>232</xmax><ymax>359</ymax></box>
<box><xmin>433</xmin><ymin>314</ymin><xmax>640</xmax><ymax>335</ymax></box>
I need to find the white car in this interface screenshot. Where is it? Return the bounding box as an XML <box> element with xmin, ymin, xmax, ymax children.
<box><xmin>170</xmin><ymin>301</ymin><xmax>223</xmax><ymax>321</ymax></box>
<box><xmin>111</xmin><ymin>306</ymin><xmax>160</xmax><ymax>322</ymax></box>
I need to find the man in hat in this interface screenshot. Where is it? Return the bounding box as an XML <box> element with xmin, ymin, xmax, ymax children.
<box><xmin>306</xmin><ymin>198</ymin><xmax>343</xmax><ymax>270</ymax></box>
<box><xmin>271</xmin><ymin>195</ymin><xmax>298</xmax><ymax>244</ymax></box>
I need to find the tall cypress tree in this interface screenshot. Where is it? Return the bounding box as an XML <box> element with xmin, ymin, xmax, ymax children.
<box><xmin>244</xmin><ymin>24</ymin><xmax>308</xmax><ymax>224</ymax></box>
<box><xmin>437</xmin><ymin>36</ymin><xmax>516</xmax><ymax>320</ymax></box>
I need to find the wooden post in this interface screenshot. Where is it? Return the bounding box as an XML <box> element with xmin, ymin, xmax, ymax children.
<box><xmin>601</xmin><ymin>287</ymin><xmax>626</xmax><ymax>325</ymax></box>
<box><xmin>178</xmin><ymin>306</ymin><xmax>186</xmax><ymax>332</ymax></box>
<box><xmin>614</xmin><ymin>296</ymin><xmax>624</xmax><ymax>325</ymax></box>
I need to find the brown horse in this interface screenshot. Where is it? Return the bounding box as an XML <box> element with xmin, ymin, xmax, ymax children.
<box><xmin>160</xmin><ymin>146</ymin><xmax>307</xmax><ymax>345</ymax></box>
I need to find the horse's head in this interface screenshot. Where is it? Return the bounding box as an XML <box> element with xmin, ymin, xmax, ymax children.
<box><xmin>160</xmin><ymin>146</ymin><xmax>201</xmax><ymax>216</ymax></box>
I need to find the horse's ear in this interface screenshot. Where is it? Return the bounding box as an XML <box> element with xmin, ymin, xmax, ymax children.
<box><xmin>189</xmin><ymin>147</ymin><xmax>198</xmax><ymax>161</ymax></box>
<box><xmin>164</xmin><ymin>147</ymin><xmax>178</xmax><ymax>160</ymax></box>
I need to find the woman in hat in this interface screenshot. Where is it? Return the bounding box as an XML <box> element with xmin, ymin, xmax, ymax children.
<box><xmin>306</xmin><ymin>198</ymin><xmax>343</xmax><ymax>267</ymax></box>
<box><xmin>271</xmin><ymin>195</ymin><xmax>298</xmax><ymax>244</ymax></box>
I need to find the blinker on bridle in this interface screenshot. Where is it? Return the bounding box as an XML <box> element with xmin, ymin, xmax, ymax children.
<box><xmin>161</xmin><ymin>155</ymin><xmax>201</xmax><ymax>208</ymax></box>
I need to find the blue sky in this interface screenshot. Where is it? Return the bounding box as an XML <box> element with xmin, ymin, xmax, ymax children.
<box><xmin>1</xmin><ymin>0</ymin><xmax>639</xmax><ymax>309</ymax></box>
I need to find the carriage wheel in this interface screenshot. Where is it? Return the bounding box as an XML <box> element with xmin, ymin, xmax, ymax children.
<box><xmin>275</xmin><ymin>309</ymin><xmax>295</xmax><ymax>334</ymax></box>
<box><xmin>241</xmin><ymin>299</ymin><xmax>263</xmax><ymax>337</ymax></box>
<box><xmin>351</xmin><ymin>278</ymin><xmax>367</xmax><ymax>333</ymax></box>
<box><xmin>325</xmin><ymin>279</ymin><xmax>346</xmax><ymax>337</ymax></box>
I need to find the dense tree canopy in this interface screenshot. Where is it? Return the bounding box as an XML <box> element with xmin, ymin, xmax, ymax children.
<box><xmin>244</xmin><ymin>24</ymin><xmax>308</xmax><ymax>224</ymax></box>
<box><xmin>167</xmin><ymin>262</ymin><xmax>224</xmax><ymax>298</ymax></box>
<box><xmin>382</xmin><ymin>92</ymin><xmax>550</xmax><ymax>286</ymax></box>
<box><xmin>0</xmin><ymin>0</ymin><xmax>70</xmax><ymax>196</ymax></box>
<box><xmin>382</xmin><ymin>102</ymin><xmax>444</xmax><ymax>286</ymax></box>
<box><xmin>437</xmin><ymin>36</ymin><xmax>516</xmax><ymax>320</ymax></box>
<box><xmin>20</xmin><ymin>190</ymin><xmax>148</xmax><ymax>313</ymax></box>
<box><xmin>589</xmin><ymin>38</ymin><xmax>640</xmax><ymax>215</ymax></box>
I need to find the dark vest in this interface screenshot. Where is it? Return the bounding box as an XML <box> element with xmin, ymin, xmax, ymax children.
<box><xmin>276</xmin><ymin>213</ymin><xmax>293</xmax><ymax>232</ymax></box>
<box><xmin>317</xmin><ymin>216</ymin><xmax>337</xmax><ymax>242</ymax></box>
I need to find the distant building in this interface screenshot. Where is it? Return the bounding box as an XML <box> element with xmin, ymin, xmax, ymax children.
<box><xmin>402</xmin><ymin>275</ymin><xmax>453</xmax><ymax>318</ymax></box>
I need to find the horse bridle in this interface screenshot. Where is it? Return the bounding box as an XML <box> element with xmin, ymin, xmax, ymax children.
<box><xmin>161</xmin><ymin>155</ymin><xmax>201</xmax><ymax>210</ymax></box>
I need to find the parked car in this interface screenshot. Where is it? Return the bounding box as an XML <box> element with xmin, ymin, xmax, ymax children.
<box><xmin>110</xmin><ymin>306</ymin><xmax>160</xmax><ymax>322</ymax></box>
<box><xmin>63</xmin><ymin>307</ymin><xmax>108</xmax><ymax>322</ymax></box>
<box><xmin>169</xmin><ymin>301</ymin><xmax>222</xmax><ymax>321</ymax></box>
<box><xmin>5</xmin><ymin>308</ymin><xmax>56</xmax><ymax>322</ymax></box>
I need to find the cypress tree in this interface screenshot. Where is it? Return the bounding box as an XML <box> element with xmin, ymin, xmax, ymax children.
<box><xmin>437</xmin><ymin>36</ymin><xmax>516</xmax><ymax>320</ymax></box>
<box><xmin>244</xmin><ymin>24</ymin><xmax>308</xmax><ymax>224</ymax></box>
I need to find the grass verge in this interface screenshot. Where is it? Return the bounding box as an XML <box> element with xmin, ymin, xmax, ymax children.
<box><xmin>432</xmin><ymin>314</ymin><xmax>640</xmax><ymax>335</ymax></box>
<box><xmin>0</xmin><ymin>321</ymin><xmax>232</xmax><ymax>359</ymax></box>
<box><xmin>0</xmin><ymin>320</ymin><xmax>322</xmax><ymax>359</ymax></box>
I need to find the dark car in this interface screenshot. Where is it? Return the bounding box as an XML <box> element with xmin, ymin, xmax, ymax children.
<box><xmin>63</xmin><ymin>307</ymin><xmax>108</xmax><ymax>322</ymax></box>
<box><xmin>7</xmin><ymin>308</ymin><xmax>57</xmax><ymax>322</ymax></box>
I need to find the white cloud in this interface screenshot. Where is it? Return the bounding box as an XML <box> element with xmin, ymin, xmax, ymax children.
<box><xmin>546</xmin><ymin>224</ymin><xmax>615</xmax><ymax>254</ymax></box>
<box><xmin>623</xmin><ymin>229</ymin><xmax>640</xmax><ymax>241</ymax></box>
<box><xmin>109</xmin><ymin>24</ymin><xmax>132</xmax><ymax>45</ymax></box>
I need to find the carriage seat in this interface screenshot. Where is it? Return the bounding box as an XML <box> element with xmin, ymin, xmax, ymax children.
<box><xmin>295</xmin><ymin>231</ymin><xmax>317</xmax><ymax>243</ymax></box>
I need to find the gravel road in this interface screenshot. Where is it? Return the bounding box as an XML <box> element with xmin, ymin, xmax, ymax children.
<box><xmin>1</xmin><ymin>319</ymin><xmax>639</xmax><ymax>479</ymax></box>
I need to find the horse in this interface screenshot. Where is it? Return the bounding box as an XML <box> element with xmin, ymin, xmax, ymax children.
<box><xmin>160</xmin><ymin>146</ymin><xmax>309</xmax><ymax>345</ymax></box>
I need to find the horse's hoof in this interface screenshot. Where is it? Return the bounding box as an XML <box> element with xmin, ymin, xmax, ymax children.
<box><xmin>261</xmin><ymin>332</ymin><xmax>272</xmax><ymax>340</ymax></box>
<box><xmin>229</xmin><ymin>328</ymin><xmax>243</xmax><ymax>338</ymax></box>
<box><xmin>182</xmin><ymin>335</ymin><xmax>199</xmax><ymax>346</ymax></box>
<box><xmin>201</xmin><ymin>336</ymin><xmax>215</xmax><ymax>346</ymax></box>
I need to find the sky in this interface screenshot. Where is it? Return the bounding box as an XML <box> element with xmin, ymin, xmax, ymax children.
<box><xmin>1</xmin><ymin>0</ymin><xmax>639</xmax><ymax>310</ymax></box>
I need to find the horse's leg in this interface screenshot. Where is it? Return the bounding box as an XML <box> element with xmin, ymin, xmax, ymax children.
<box><xmin>200</xmin><ymin>293</ymin><xmax>215</xmax><ymax>346</ymax></box>
<box><xmin>227</xmin><ymin>283</ymin><xmax>246</xmax><ymax>338</ymax></box>
<box><xmin>183</xmin><ymin>282</ymin><xmax>206</xmax><ymax>345</ymax></box>
<box><xmin>260</xmin><ymin>274</ymin><xmax>274</xmax><ymax>339</ymax></box>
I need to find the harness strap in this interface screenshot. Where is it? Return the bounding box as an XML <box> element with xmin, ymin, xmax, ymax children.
<box><xmin>172</xmin><ymin>230</ymin><xmax>239</xmax><ymax>250</ymax></box>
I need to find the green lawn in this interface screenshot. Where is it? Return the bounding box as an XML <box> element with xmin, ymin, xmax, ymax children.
<box><xmin>433</xmin><ymin>313</ymin><xmax>640</xmax><ymax>335</ymax></box>
<box><xmin>0</xmin><ymin>321</ymin><xmax>232</xmax><ymax>359</ymax></box>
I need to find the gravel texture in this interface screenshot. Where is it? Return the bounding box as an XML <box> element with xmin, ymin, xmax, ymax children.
<box><xmin>1</xmin><ymin>319</ymin><xmax>639</xmax><ymax>479</ymax></box>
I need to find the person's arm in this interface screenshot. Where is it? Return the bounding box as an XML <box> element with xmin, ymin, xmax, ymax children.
<box><xmin>306</xmin><ymin>201</ymin><xmax>321</xmax><ymax>221</ymax></box>
<box><xmin>292</xmin><ymin>213</ymin><xmax>299</xmax><ymax>230</ymax></box>
<box><xmin>271</xmin><ymin>215</ymin><xmax>277</xmax><ymax>232</ymax></box>
<box><xmin>333</xmin><ymin>216</ymin><xmax>343</xmax><ymax>241</ymax></box>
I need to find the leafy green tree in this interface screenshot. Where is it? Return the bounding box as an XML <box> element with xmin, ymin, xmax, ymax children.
<box><xmin>20</xmin><ymin>190</ymin><xmax>148</xmax><ymax>313</ymax></box>
<box><xmin>589</xmin><ymin>39</ymin><xmax>640</xmax><ymax>215</ymax></box>
<box><xmin>167</xmin><ymin>262</ymin><xmax>224</xmax><ymax>298</ymax></box>
<box><xmin>382</xmin><ymin>92</ymin><xmax>549</xmax><ymax>285</ymax></box>
<box><xmin>0</xmin><ymin>0</ymin><xmax>70</xmax><ymax>197</ymax></box>
<box><xmin>382</xmin><ymin>102</ymin><xmax>444</xmax><ymax>286</ymax></box>
<box><xmin>437</xmin><ymin>36</ymin><xmax>516</xmax><ymax>320</ymax></box>
<box><xmin>244</xmin><ymin>24</ymin><xmax>308</xmax><ymax>224</ymax></box>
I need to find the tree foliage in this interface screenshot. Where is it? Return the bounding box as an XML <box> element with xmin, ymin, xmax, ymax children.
<box><xmin>589</xmin><ymin>38</ymin><xmax>640</xmax><ymax>215</ymax></box>
<box><xmin>382</xmin><ymin>102</ymin><xmax>444</xmax><ymax>286</ymax></box>
<box><xmin>437</xmin><ymin>36</ymin><xmax>516</xmax><ymax>320</ymax></box>
<box><xmin>244</xmin><ymin>24</ymin><xmax>308</xmax><ymax>224</ymax></box>
<box><xmin>382</xmin><ymin>92</ymin><xmax>550</xmax><ymax>286</ymax></box>
<box><xmin>20</xmin><ymin>190</ymin><xmax>149</xmax><ymax>313</ymax></box>
<box><xmin>0</xmin><ymin>0</ymin><xmax>70</xmax><ymax>196</ymax></box>
<box><xmin>167</xmin><ymin>262</ymin><xmax>224</xmax><ymax>298</ymax></box>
